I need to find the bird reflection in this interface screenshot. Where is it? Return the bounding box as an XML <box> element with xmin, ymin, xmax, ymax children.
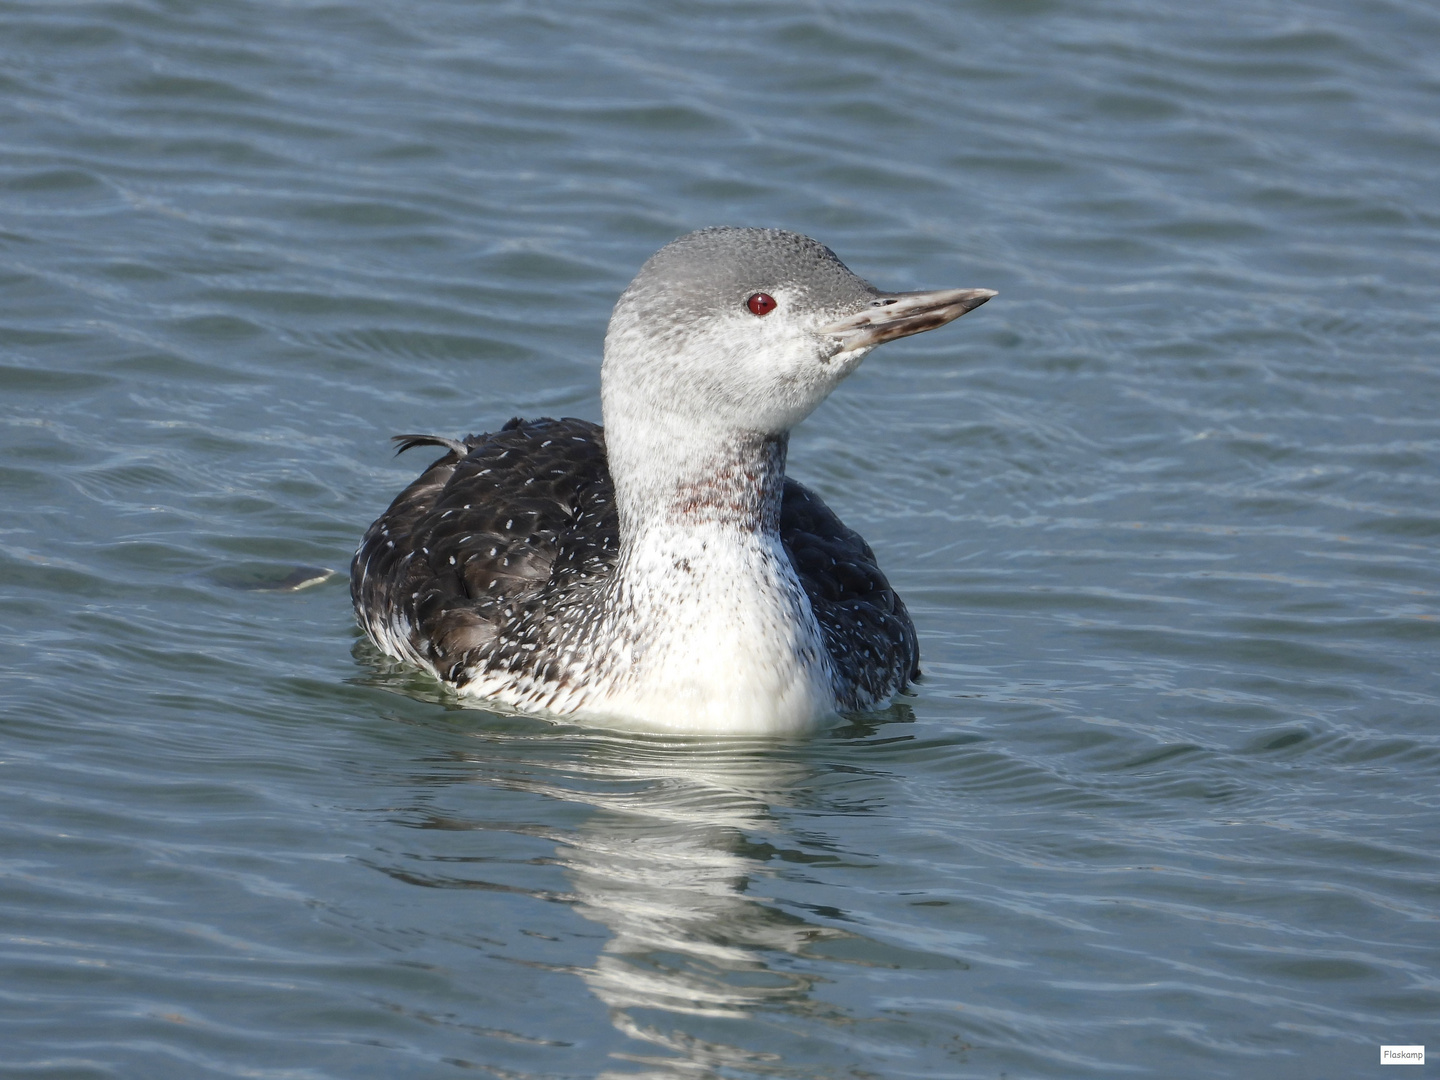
<box><xmin>514</xmin><ymin>737</ymin><xmax>875</xmax><ymax>1079</ymax></box>
<box><xmin>357</xmin><ymin>661</ymin><xmax>912</xmax><ymax>1075</ymax></box>
<box><xmin>423</xmin><ymin>726</ymin><xmax>892</xmax><ymax>1075</ymax></box>
<box><xmin>542</xmin><ymin>744</ymin><xmax>840</xmax><ymax>1022</ymax></box>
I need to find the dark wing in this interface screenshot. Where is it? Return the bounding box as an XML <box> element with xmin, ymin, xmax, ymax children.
<box><xmin>351</xmin><ymin>417</ymin><xmax>616</xmax><ymax>682</ymax></box>
<box><xmin>780</xmin><ymin>479</ymin><xmax>920</xmax><ymax>710</ymax></box>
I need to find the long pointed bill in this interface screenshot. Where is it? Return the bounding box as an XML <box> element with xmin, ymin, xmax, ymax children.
<box><xmin>819</xmin><ymin>287</ymin><xmax>997</xmax><ymax>352</ymax></box>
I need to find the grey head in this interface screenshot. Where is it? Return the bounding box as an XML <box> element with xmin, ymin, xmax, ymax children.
<box><xmin>601</xmin><ymin>227</ymin><xmax>995</xmax><ymax>440</ymax></box>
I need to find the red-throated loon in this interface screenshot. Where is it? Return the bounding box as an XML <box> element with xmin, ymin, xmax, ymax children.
<box><xmin>352</xmin><ymin>228</ymin><xmax>994</xmax><ymax>734</ymax></box>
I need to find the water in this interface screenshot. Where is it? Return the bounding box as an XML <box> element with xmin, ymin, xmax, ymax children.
<box><xmin>2</xmin><ymin>1</ymin><xmax>1438</xmax><ymax>1076</ymax></box>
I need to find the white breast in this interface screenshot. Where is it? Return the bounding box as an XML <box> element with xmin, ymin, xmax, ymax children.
<box><xmin>558</xmin><ymin>523</ymin><xmax>837</xmax><ymax>735</ymax></box>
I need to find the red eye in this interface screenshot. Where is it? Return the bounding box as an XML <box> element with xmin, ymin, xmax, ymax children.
<box><xmin>746</xmin><ymin>293</ymin><xmax>777</xmax><ymax>316</ymax></box>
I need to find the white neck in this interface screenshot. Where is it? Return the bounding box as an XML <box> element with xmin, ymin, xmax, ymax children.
<box><xmin>584</xmin><ymin>410</ymin><xmax>838</xmax><ymax>734</ymax></box>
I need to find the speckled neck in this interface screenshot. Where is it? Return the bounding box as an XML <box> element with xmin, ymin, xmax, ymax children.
<box><xmin>666</xmin><ymin>432</ymin><xmax>787</xmax><ymax>532</ymax></box>
<box><xmin>600</xmin><ymin>400</ymin><xmax>792</xmax><ymax>543</ymax></box>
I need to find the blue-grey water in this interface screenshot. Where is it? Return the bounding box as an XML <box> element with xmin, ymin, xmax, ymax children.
<box><xmin>2</xmin><ymin>1</ymin><xmax>1438</xmax><ymax>1077</ymax></box>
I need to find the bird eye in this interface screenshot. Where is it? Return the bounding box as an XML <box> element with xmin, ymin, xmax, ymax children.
<box><xmin>746</xmin><ymin>293</ymin><xmax>777</xmax><ymax>316</ymax></box>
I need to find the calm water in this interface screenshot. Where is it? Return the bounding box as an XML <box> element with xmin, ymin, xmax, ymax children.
<box><xmin>2</xmin><ymin>1</ymin><xmax>1438</xmax><ymax>1077</ymax></box>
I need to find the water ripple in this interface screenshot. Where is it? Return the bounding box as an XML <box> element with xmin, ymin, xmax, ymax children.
<box><xmin>2</xmin><ymin>0</ymin><xmax>1439</xmax><ymax>1076</ymax></box>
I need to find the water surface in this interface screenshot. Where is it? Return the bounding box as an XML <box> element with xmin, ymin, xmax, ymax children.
<box><xmin>2</xmin><ymin>1</ymin><xmax>1438</xmax><ymax>1077</ymax></box>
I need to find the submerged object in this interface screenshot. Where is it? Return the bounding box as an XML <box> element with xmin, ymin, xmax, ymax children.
<box><xmin>352</xmin><ymin>228</ymin><xmax>994</xmax><ymax>734</ymax></box>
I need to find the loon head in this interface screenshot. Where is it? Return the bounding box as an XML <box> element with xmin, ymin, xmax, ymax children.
<box><xmin>601</xmin><ymin>227</ymin><xmax>995</xmax><ymax>439</ymax></box>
